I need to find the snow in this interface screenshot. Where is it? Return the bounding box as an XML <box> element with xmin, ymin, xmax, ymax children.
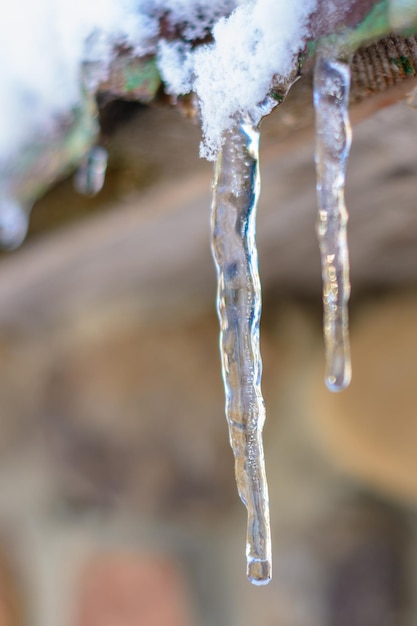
<box><xmin>194</xmin><ymin>0</ymin><xmax>318</xmax><ymax>157</ymax></box>
<box><xmin>157</xmin><ymin>40</ymin><xmax>195</xmax><ymax>96</ymax></box>
<box><xmin>0</xmin><ymin>0</ymin><xmax>148</xmax><ymax>160</ymax></box>
<box><xmin>0</xmin><ymin>0</ymin><xmax>318</xmax><ymax>163</ymax></box>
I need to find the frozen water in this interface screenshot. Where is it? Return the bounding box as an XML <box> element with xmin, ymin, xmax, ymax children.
<box><xmin>0</xmin><ymin>198</ymin><xmax>29</xmax><ymax>250</ymax></box>
<box><xmin>211</xmin><ymin>116</ymin><xmax>271</xmax><ymax>585</ymax></box>
<box><xmin>0</xmin><ymin>0</ymin><xmax>236</xmax><ymax>162</ymax></box>
<box><xmin>0</xmin><ymin>0</ymin><xmax>319</xmax><ymax>162</ymax></box>
<box><xmin>0</xmin><ymin>0</ymin><xmax>364</xmax><ymax>582</ymax></box>
<box><xmin>314</xmin><ymin>54</ymin><xmax>352</xmax><ymax>391</ymax></box>
<box><xmin>74</xmin><ymin>146</ymin><xmax>108</xmax><ymax>196</ymax></box>
<box><xmin>193</xmin><ymin>0</ymin><xmax>318</xmax><ymax>158</ymax></box>
<box><xmin>0</xmin><ymin>0</ymin><xmax>148</xmax><ymax>160</ymax></box>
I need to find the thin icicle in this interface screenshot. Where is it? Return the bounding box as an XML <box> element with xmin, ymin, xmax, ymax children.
<box><xmin>314</xmin><ymin>54</ymin><xmax>352</xmax><ymax>392</ymax></box>
<box><xmin>74</xmin><ymin>146</ymin><xmax>108</xmax><ymax>197</ymax></box>
<box><xmin>211</xmin><ymin>116</ymin><xmax>271</xmax><ymax>585</ymax></box>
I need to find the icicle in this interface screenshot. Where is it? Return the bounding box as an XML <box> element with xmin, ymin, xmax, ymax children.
<box><xmin>0</xmin><ymin>197</ymin><xmax>29</xmax><ymax>250</ymax></box>
<box><xmin>74</xmin><ymin>146</ymin><xmax>108</xmax><ymax>197</ymax></box>
<box><xmin>314</xmin><ymin>54</ymin><xmax>352</xmax><ymax>392</ymax></box>
<box><xmin>211</xmin><ymin>116</ymin><xmax>271</xmax><ymax>585</ymax></box>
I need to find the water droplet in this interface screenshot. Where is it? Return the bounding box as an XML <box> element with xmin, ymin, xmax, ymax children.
<box><xmin>211</xmin><ymin>116</ymin><xmax>271</xmax><ymax>585</ymax></box>
<box><xmin>314</xmin><ymin>54</ymin><xmax>352</xmax><ymax>392</ymax></box>
<box><xmin>74</xmin><ymin>146</ymin><xmax>108</xmax><ymax>197</ymax></box>
<box><xmin>247</xmin><ymin>558</ymin><xmax>271</xmax><ymax>586</ymax></box>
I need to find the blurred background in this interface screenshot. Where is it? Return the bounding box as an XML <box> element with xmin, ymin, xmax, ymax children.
<box><xmin>1</xmin><ymin>52</ymin><xmax>417</xmax><ymax>625</ymax></box>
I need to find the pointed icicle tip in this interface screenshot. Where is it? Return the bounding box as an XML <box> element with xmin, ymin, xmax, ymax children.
<box><xmin>325</xmin><ymin>366</ymin><xmax>352</xmax><ymax>392</ymax></box>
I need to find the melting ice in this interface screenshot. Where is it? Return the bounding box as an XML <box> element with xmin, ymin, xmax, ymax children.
<box><xmin>314</xmin><ymin>54</ymin><xmax>352</xmax><ymax>391</ymax></box>
<box><xmin>211</xmin><ymin>116</ymin><xmax>271</xmax><ymax>585</ymax></box>
<box><xmin>208</xmin><ymin>35</ymin><xmax>355</xmax><ymax>582</ymax></box>
<box><xmin>0</xmin><ymin>0</ymin><xmax>361</xmax><ymax>586</ymax></box>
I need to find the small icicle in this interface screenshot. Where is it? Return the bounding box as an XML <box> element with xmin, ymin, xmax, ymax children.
<box><xmin>74</xmin><ymin>146</ymin><xmax>108</xmax><ymax>197</ymax></box>
<box><xmin>211</xmin><ymin>116</ymin><xmax>271</xmax><ymax>585</ymax></box>
<box><xmin>0</xmin><ymin>198</ymin><xmax>29</xmax><ymax>250</ymax></box>
<box><xmin>314</xmin><ymin>54</ymin><xmax>352</xmax><ymax>392</ymax></box>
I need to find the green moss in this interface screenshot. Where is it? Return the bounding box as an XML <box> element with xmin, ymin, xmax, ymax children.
<box><xmin>270</xmin><ymin>91</ymin><xmax>284</xmax><ymax>103</ymax></box>
<box><xmin>5</xmin><ymin>93</ymin><xmax>99</xmax><ymax>207</ymax></box>
<box><xmin>122</xmin><ymin>58</ymin><xmax>161</xmax><ymax>102</ymax></box>
<box><xmin>390</xmin><ymin>55</ymin><xmax>416</xmax><ymax>75</ymax></box>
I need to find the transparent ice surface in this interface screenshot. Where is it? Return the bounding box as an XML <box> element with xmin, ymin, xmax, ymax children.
<box><xmin>211</xmin><ymin>116</ymin><xmax>271</xmax><ymax>585</ymax></box>
<box><xmin>74</xmin><ymin>146</ymin><xmax>108</xmax><ymax>196</ymax></box>
<box><xmin>314</xmin><ymin>55</ymin><xmax>352</xmax><ymax>392</ymax></box>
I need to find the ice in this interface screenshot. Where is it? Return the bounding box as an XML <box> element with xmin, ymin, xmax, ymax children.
<box><xmin>0</xmin><ymin>0</ymin><xmax>362</xmax><ymax>583</ymax></box>
<box><xmin>0</xmin><ymin>198</ymin><xmax>30</xmax><ymax>251</ymax></box>
<box><xmin>0</xmin><ymin>0</ymin><xmax>142</xmax><ymax>160</ymax></box>
<box><xmin>0</xmin><ymin>0</ymin><xmax>321</xmax><ymax>164</ymax></box>
<box><xmin>74</xmin><ymin>146</ymin><xmax>108</xmax><ymax>197</ymax></box>
<box><xmin>0</xmin><ymin>0</ymin><xmax>237</xmax><ymax>163</ymax></box>
<box><xmin>314</xmin><ymin>54</ymin><xmax>352</xmax><ymax>391</ymax></box>
<box><xmin>211</xmin><ymin>115</ymin><xmax>271</xmax><ymax>585</ymax></box>
<box><xmin>148</xmin><ymin>0</ymin><xmax>237</xmax><ymax>40</ymax></box>
<box><xmin>193</xmin><ymin>0</ymin><xmax>318</xmax><ymax>158</ymax></box>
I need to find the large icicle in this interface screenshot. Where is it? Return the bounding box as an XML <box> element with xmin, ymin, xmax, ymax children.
<box><xmin>314</xmin><ymin>54</ymin><xmax>352</xmax><ymax>392</ymax></box>
<box><xmin>211</xmin><ymin>116</ymin><xmax>271</xmax><ymax>585</ymax></box>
